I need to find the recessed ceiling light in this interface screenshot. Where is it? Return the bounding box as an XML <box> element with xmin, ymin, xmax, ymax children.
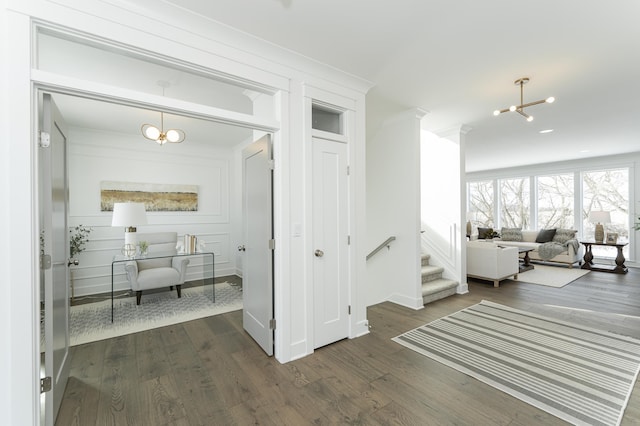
<box><xmin>580</xmin><ymin>150</ymin><xmax>590</xmax><ymax>153</ymax></box>
<box><xmin>539</xmin><ymin>129</ymin><xmax>554</xmax><ymax>134</ymax></box>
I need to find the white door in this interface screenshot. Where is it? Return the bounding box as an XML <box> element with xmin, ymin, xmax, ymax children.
<box><xmin>241</xmin><ymin>134</ymin><xmax>274</xmax><ymax>356</ymax></box>
<box><xmin>312</xmin><ymin>137</ymin><xmax>349</xmax><ymax>348</ymax></box>
<box><xmin>39</xmin><ymin>93</ymin><xmax>71</xmax><ymax>424</ymax></box>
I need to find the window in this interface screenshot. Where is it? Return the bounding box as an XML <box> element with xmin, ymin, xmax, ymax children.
<box><xmin>468</xmin><ymin>180</ymin><xmax>494</xmax><ymax>227</ymax></box>
<box><xmin>537</xmin><ymin>174</ymin><xmax>574</xmax><ymax>229</ymax></box>
<box><xmin>582</xmin><ymin>169</ymin><xmax>629</xmax><ymax>257</ymax></box>
<box><xmin>467</xmin><ymin>166</ymin><xmax>632</xmax><ymax>261</ymax></box>
<box><xmin>312</xmin><ymin>105</ymin><xmax>343</xmax><ymax>134</ymax></box>
<box><xmin>500</xmin><ymin>177</ymin><xmax>530</xmax><ymax>229</ymax></box>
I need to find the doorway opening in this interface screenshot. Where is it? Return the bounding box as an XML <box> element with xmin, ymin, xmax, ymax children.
<box><xmin>37</xmin><ymin>87</ymin><xmax>277</xmax><ymax>423</ymax></box>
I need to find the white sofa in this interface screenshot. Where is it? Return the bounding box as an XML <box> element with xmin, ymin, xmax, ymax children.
<box><xmin>493</xmin><ymin>229</ymin><xmax>582</xmax><ymax>268</ymax></box>
<box><xmin>466</xmin><ymin>240</ymin><xmax>519</xmax><ymax>288</ymax></box>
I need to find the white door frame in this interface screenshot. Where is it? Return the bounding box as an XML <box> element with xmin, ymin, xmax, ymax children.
<box><xmin>29</xmin><ymin>80</ymin><xmax>281</xmax><ymax>420</ymax></box>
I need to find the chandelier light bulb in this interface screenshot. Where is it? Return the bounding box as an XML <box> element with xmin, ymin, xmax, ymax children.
<box><xmin>140</xmin><ymin>82</ymin><xmax>186</xmax><ymax>145</ymax></box>
<box><xmin>493</xmin><ymin>77</ymin><xmax>554</xmax><ymax>122</ymax></box>
<box><xmin>144</xmin><ymin>125</ymin><xmax>161</xmax><ymax>140</ymax></box>
<box><xmin>166</xmin><ymin>129</ymin><xmax>180</xmax><ymax>143</ymax></box>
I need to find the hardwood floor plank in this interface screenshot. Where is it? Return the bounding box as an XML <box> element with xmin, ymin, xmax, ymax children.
<box><xmin>57</xmin><ymin>269</ymin><xmax>640</xmax><ymax>425</ymax></box>
<box><xmin>139</xmin><ymin>375</ymin><xmax>187</xmax><ymax>425</ymax></box>
<box><xmin>94</xmin><ymin>334</ymin><xmax>140</xmax><ymax>426</ymax></box>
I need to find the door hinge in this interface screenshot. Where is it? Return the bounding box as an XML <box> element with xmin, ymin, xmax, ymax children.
<box><xmin>40</xmin><ymin>376</ymin><xmax>52</xmax><ymax>393</ymax></box>
<box><xmin>348</xmin><ymin>305</ymin><xmax>351</xmax><ymax>315</ymax></box>
<box><xmin>347</xmin><ymin>235</ymin><xmax>351</xmax><ymax>245</ymax></box>
<box><xmin>39</xmin><ymin>131</ymin><xmax>51</xmax><ymax>148</ymax></box>
<box><xmin>269</xmin><ymin>318</ymin><xmax>276</xmax><ymax>330</ymax></box>
<box><xmin>268</xmin><ymin>159</ymin><xmax>275</xmax><ymax>170</ymax></box>
<box><xmin>269</xmin><ymin>239</ymin><xmax>275</xmax><ymax>250</ymax></box>
<box><xmin>347</xmin><ymin>165</ymin><xmax>350</xmax><ymax>175</ymax></box>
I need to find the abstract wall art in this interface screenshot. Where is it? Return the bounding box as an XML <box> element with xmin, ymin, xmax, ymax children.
<box><xmin>100</xmin><ymin>181</ymin><xmax>198</xmax><ymax>212</ymax></box>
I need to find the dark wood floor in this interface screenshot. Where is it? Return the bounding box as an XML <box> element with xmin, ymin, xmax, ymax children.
<box><xmin>57</xmin><ymin>267</ymin><xmax>640</xmax><ymax>425</ymax></box>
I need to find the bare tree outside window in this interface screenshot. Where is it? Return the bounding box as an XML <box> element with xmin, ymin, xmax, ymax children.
<box><xmin>582</xmin><ymin>169</ymin><xmax>629</xmax><ymax>257</ymax></box>
<box><xmin>469</xmin><ymin>180</ymin><xmax>493</xmax><ymax>227</ymax></box>
<box><xmin>500</xmin><ymin>177</ymin><xmax>530</xmax><ymax>229</ymax></box>
<box><xmin>537</xmin><ymin>174</ymin><xmax>574</xmax><ymax>229</ymax></box>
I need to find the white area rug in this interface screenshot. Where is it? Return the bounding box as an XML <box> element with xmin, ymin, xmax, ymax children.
<box><xmin>512</xmin><ymin>264</ymin><xmax>589</xmax><ymax>288</ymax></box>
<box><xmin>70</xmin><ymin>282</ymin><xmax>242</xmax><ymax>346</ymax></box>
<box><xmin>393</xmin><ymin>300</ymin><xmax>640</xmax><ymax>426</ymax></box>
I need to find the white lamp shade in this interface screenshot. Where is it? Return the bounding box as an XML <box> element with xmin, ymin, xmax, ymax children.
<box><xmin>588</xmin><ymin>211</ymin><xmax>611</xmax><ymax>224</ymax></box>
<box><xmin>111</xmin><ymin>202</ymin><xmax>148</xmax><ymax>227</ymax></box>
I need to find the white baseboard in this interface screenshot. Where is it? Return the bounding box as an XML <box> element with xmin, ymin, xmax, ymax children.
<box><xmin>387</xmin><ymin>293</ymin><xmax>424</xmax><ymax>310</ymax></box>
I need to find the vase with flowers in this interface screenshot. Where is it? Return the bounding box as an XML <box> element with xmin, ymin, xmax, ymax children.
<box><xmin>70</xmin><ymin>225</ymin><xmax>92</xmax><ymax>258</ymax></box>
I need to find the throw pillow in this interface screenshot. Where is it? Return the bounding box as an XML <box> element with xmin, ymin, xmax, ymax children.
<box><xmin>535</xmin><ymin>228</ymin><xmax>557</xmax><ymax>243</ymax></box>
<box><xmin>477</xmin><ymin>227</ymin><xmax>493</xmax><ymax>239</ymax></box>
<box><xmin>501</xmin><ymin>227</ymin><xmax>523</xmax><ymax>242</ymax></box>
<box><xmin>553</xmin><ymin>228</ymin><xmax>577</xmax><ymax>244</ymax></box>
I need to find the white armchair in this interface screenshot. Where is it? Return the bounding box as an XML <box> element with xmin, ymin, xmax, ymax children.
<box><xmin>124</xmin><ymin>232</ymin><xmax>190</xmax><ymax>304</ymax></box>
<box><xmin>466</xmin><ymin>240</ymin><xmax>519</xmax><ymax>288</ymax></box>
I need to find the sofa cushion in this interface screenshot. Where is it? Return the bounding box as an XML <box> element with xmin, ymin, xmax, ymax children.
<box><xmin>521</xmin><ymin>230</ymin><xmax>538</xmax><ymax>242</ymax></box>
<box><xmin>501</xmin><ymin>227</ymin><xmax>523</xmax><ymax>242</ymax></box>
<box><xmin>497</xmin><ymin>241</ymin><xmax>539</xmax><ymax>250</ymax></box>
<box><xmin>553</xmin><ymin>229</ymin><xmax>577</xmax><ymax>244</ymax></box>
<box><xmin>535</xmin><ymin>228</ymin><xmax>557</xmax><ymax>243</ymax></box>
<box><xmin>478</xmin><ymin>227</ymin><xmax>493</xmax><ymax>239</ymax></box>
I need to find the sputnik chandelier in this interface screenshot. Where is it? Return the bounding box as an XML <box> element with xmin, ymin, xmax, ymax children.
<box><xmin>493</xmin><ymin>77</ymin><xmax>555</xmax><ymax>122</ymax></box>
<box><xmin>141</xmin><ymin>80</ymin><xmax>186</xmax><ymax>145</ymax></box>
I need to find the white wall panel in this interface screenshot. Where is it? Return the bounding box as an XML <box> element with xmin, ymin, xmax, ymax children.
<box><xmin>67</xmin><ymin>127</ymin><xmax>237</xmax><ymax>296</ymax></box>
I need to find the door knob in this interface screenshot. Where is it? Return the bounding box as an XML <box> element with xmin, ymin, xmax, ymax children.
<box><xmin>238</xmin><ymin>245</ymin><xmax>246</xmax><ymax>252</ymax></box>
<box><xmin>314</xmin><ymin>249</ymin><xmax>324</xmax><ymax>257</ymax></box>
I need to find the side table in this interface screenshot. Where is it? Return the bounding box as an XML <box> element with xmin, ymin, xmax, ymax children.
<box><xmin>580</xmin><ymin>241</ymin><xmax>628</xmax><ymax>274</ymax></box>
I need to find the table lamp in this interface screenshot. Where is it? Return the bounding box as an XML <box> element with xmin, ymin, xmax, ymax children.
<box><xmin>588</xmin><ymin>210</ymin><xmax>610</xmax><ymax>243</ymax></box>
<box><xmin>111</xmin><ymin>202</ymin><xmax>147</xmax><ymax>253</ymax></box>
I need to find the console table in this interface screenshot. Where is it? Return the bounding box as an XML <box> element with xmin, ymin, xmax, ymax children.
<box><xmin>580</xmin><ymin>241</ymin><xmax>628</xmax><ymax>274</ymax></box>
<box><xmin>111</xmin><ymin>251</ymin><xmax>215</xmax><ymax>322</ymax></box>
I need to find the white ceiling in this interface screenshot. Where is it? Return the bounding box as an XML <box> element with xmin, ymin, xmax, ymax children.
<box><xmin>54</xmin><ymin>0</ymin><xmax>640</xmax><ymax>171</ymax></box>
<box><xmin>164</xmin><ymin>0</ymin><xmax>640</xmax><ymax>172</ymax></box>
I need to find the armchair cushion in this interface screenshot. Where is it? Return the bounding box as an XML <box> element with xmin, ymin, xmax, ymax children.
<box><xmin>124</xmin><ymin>232</ymin><xmax>190</xmax><ymax>304</ymax></box>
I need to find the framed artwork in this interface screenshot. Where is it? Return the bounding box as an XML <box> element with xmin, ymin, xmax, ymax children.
<box><xmin>606</xmin><ymin>232</ymin><xmax>618</xmax><ymax>244</ymax></box>
<box><xmin>100</xmin><ymin>181</ymin><xmax>198</xmax><ymax>212</ymax></box>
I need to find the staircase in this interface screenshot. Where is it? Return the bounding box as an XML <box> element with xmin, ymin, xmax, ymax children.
<box><xmin>421</xmin><ymin>254</ymin><xmax>458</xmax><ymax>304</ymax></box>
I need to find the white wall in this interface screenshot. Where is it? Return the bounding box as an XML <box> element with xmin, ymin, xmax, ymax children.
<box><xmin>67</xmin><ymin>126</ymin><xmax>241</xmax><ymax>296</ymax></box>
<box><xmin>0</xmin><ymin>3</ymin><xmax>12</xmax><ymax>421</ymax></box>
<box><xmin>365</xmin><ymin>92</ymin><xmax>423</xmax><ymax>309</ymax></box>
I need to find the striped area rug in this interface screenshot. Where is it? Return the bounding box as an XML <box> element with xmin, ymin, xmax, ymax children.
<box><xmin>392</xmin><ymin>300</ymin><xmax>640</xmax><ymax>426</ymax></box>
